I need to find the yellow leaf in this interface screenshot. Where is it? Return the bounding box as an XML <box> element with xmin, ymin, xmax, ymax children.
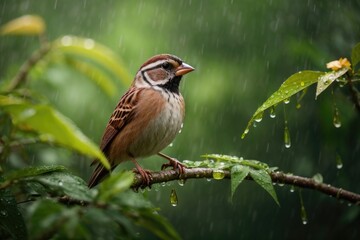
<box><xmin>0</xmin><ymin>15</ymin><xmax>45</xmax><ymax>36</ymax></box>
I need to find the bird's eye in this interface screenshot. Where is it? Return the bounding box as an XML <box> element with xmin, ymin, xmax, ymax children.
<box><xmin>161</xmin><ymin>62</ymin><xmax>172</xmax><ymax>70</ymax></box>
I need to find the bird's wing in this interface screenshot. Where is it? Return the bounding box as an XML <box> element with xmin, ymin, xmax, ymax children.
<box><xmin>99</xmin><ymin>87</ymin><xmax>140</xmax><ymax>152</ymax></box>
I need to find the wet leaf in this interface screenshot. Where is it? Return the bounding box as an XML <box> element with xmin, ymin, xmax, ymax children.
<box><xmin>315</xmin><ymin>68</ymin><xmax>348</xmax><ymax>99</ymax></box>
<box><xmin>230</xmin><ymin>165</ymin><xmax>250</xmax><ymax>199</ymax></box>
<box><xmin>136</xmin><ymin>210</ymin><xmax>181</xmax><ymax>240</ymax></box>
<box><xmin>249</xmin><ymin>169</ymin><xmax>279</xmax><ymax>206</ymax></box>
<box><xmin>97</xmin><ymin>171</ymin><xmax>134</xmax><ymax>202</ymax></box>
<box><xmin>53</xmin><ymin>36</ymin><xmax>132</xmax><ymax>86</ymax></box>
<box><xmin>0</xmin><ymin>177</ymin><xmax>27</xmax><ymax>240</ymax></box>
<box><xmin>351</xmin><ymin>42</ymin><xmax>360</xmax><ymax>69</ymax></box>
<box><xmin>0</xmin><ymin>15</ymin><xmax>45</xmax><ymax>36</ymax></box>
<box><xmin>29</xmin><ymin>171</ymin><xmax>94</xmax><ymax>201</ymax></box>
<box><xmin>242</xmin><ymin>71</ymin><xmax>323</xmax><ymax>138</ymax></box>
<box><xmin>0</xmin><ymin>95</ymin><xmax>110</xmax><ymax>169</ymax></box>
<box><xmin>4</xmin><ymin>165</ymin><xmax>66</xmax><ymax>181</ymax></box>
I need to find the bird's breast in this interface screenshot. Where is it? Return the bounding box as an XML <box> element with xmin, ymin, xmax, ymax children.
<box><xmin>129</xmin><ymin>90</ymin><xmax>185</xmax><ymax>157</ymax></box>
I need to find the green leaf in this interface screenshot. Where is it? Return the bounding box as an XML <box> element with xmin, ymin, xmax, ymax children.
<box><xmin>53</xmin><ymin>36</ymin><xmax>132</xmax><ymax>86</ymax></box>
<box><xmin>0</xmin><ymin>15</ymin><xmax>45</xmax><ymax>36</ymax></box>
<box><xmin>231</xmin><ymin>165</ymin><xmax>250</xmax><ymax>200</ymax></box>
<box><xmin>97</xmin><ymin>171</ymin><xmax>134</xmax><ymax>202</ymax></box>
<box><xmin>315</xmin><ymin>68</ymin><xmax>348</xmax><ymax>99</ymax></box>
<box><xmin>64</xmin><ymin>57</ymin><xmax>118</xmax><ymax>97</ymax></box>
<box><xmin>30</xmin><ymin>171</ymin><xmax>94</xmax><ymax>201</ymax></box>
<box><xmin>0</xmin><ymin>177</ymin><xmax>28</xmax><ymax>240</ymax></box>
<box><xmin>136</xmin><ymin>211</ymin><xmax>181</xmax><ymax>240</ymax></box>
<box><xmin>249</xmin><ymin>169</ymin><xmax>279</xmax><ymax>206</ymax></box>
<box><xmin>242</xmin><ymin>71</ymin><xmax>324</xmax><ymax>138</ymax></box>
<box><xmin>0</xmin><ymin>95</ymin><xmax>110</xmax><ymax>169</ymax></box>
<box><xmin>4</xmin><ymin>165</ymin><xmax>66</xmax><ymax>181</ymax></box>
<box><xmin>351</xmin><ymin>42</ymin><xmax>360</xmax><ymax>69</ymax></box>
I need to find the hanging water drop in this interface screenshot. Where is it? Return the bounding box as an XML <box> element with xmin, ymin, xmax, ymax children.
<box><xmin>290</xmin><ymin>185</ymin><xmax>295</xmax><ymax>193</ymax></box>
<box><xmin>336</xmin><ymin>154</ymin><xmax>343</xmax><ymax>169</ymax></box>
<box><xmin>284</xmin><ymin>122</ymin><xmax>291</xmax><ymax>148</ymax></box>
<box><xmin>333</xmin><ymin>107</ymin><xmax>341</xmax><ymax>128</ymax></box>
<box><xmin>58</xmin><ymin>180</ymin><xmax>63</xmax><ymax>186</ymax></box>
<box><xmin>269</xmin><ymin>106</ymin><xmax>276</xmax><ymax>118</ymax></box>
<box><xmin>178</xmin><ymin>179</ymin><xmax>185</xmax><ymax>186</ymax></box>
<box><xmin>254</xmin><ymin>112</ymin><xmax>263</xmax><ymax>122</ymax></box>
<box><xmin>170</xmin><ymin>189</ymin><xmax>178</xmax><ymax>206</ymax></box>
<box><xmin>300</xmin><ymin>205</ymin><xmax>308</xmax><ymax>225</ymax></box>
<box><xmin>283</xmin><ymin>98</ymin><xmax>290</xmax><ymax>104</ymax></box>
<box><xmin>212</xmin><ymin>169</ymin><xmax>225</xmax><ymax>180</ymax></box>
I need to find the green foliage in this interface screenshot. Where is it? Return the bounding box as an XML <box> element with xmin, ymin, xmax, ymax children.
<box><xmin>0</xmin><ymin>15</ymin><xmax>179</xmax><ymax>240</ymax></box>
<box><xmin>189</xmin><ymin>154</ymin><xmax>279</xmax><ymax>205</ymax></box>
<box><xmin>243</xmin><ymin>42</ymin><xmax>360</xmax><ymax>139</ymax></box>
<box><xmin>0</xmin><ymin>95</ymin><xmax>110</xmax><ymax>169</ymax></box>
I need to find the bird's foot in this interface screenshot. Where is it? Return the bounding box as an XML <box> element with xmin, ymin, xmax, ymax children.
<box><xmin>131</xmin><ymin>159</ymin><xmax>152</xmax><ymax>188</ymax></box>
<box><xmin>158</xmin><ymin>152</ymin><xmax>186</xmax><ymax>175</ymax></box>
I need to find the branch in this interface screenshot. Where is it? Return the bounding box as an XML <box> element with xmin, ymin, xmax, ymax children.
<box><xmin>7</xmin><ymin>43</ymin><xmax>51</xmax><ymax>91</ymax></box>
<box><xmin>131</xmin><ymin>168</ymin><xmax>360</xmax><ymax>205</ymax></box>
<box><xmin>347</xmin><ymin>74</ymin><xmax>360</xmax><ymax>114</ymax></box>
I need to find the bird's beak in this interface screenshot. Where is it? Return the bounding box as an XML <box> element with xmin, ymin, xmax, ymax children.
<box><xmin>175</xmin><ymin>62</ymin><xmax>195</xmax><ymax>76</ymax></box>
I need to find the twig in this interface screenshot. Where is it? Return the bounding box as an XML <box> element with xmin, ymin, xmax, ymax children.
<box><xmin>130</xmin><ymin>168</ymin><xmax>360</xmax><ymax>205</ymax></box>
<box><xmin>7</xmin><ymin>43</ymin><xmax>52</xmax><ymax>91</ymax></box>
<box><xmin>347</xmin><ymin>74</ymin><xmax>360</xmax><ymax>114</ymax></box>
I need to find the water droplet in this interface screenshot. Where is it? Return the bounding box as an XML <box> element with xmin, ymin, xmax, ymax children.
<box><xmin>178</xmin><ymin>179</ymin><xmax>185</xmax><ymax>186</ymax></box>
<box><xmin>312</xmin><ymin>173</ymin><xmax>323</xmax><ymax>183</ymax></box>
<box><xmin>168</xmin><ymin>143</ymin><xmax>174</xmax><ymax>147</ymax></box>
<box><xmin>254</xmin><ymin>112</ymin><xmax>263</xmax><ymax>122</ymax></box>
<box><xmin>296</xmin><ymin>103</ymin><xmax>301</xmax><ymax>109</ymax></box>
<box><xmin>269</xmin><ymin>106</ymin><xmax>276</xmax><ymax>118</ymax></box>
<box><xmin>160</xmin><ymin>182</ymin><xmax>166</xmax><ymax>187</ymax></box>
<box><xmin>290</xmin><ymin>185</ymin><xmax>295</xmax><ymax>193</ymax></box>
<box><xmin>0</xmin><ymin>210</ymin><xmax>8</xmax><ymax>217</ymax></box>
<box><xmin>336</xmin><ymin>154</ymin><xmax>343</xmax><ymax>169</ymax></box>
<box><xmin>206</xmin><ymin>178</ymin><xmax>212</xmax><ymax>182</ymax></box>
<box><xmin>170</xmin><ymin>189</ymin><xmax>178</xmax><ymax>206</ymax></box>
<box><xmin>284</xmin><ymin>123</ymin><xmax>291</xmax><ymax>148</ymax></box>
<box><xmin>300</xmin><ymin>81</ymin><xmax>305</xmax><ymax>87</ymax></box>
<box><xmin>283</xmin><ymin>98</ymin><xmax>290</xmax><ymax>104</ymax></box>
<box><xmin>212</xmin><ymin>169</ymin><xmax>225</xmax><ymax>180</ymax></box>
<box><xmin>278</xmin><ymin>182</ymin><xmax>285</xmax><ymax>187</ymax></box>
<box><xmin>301</xmin><ymin>206</ymin><xmax>308</xmax><ymax>224</ymax></box>
<box><xmin>58</xmin><ymin>180</ymin><xmax>63</xmax><ymax>186</ymax></box>
<box><xmin>333</xmin><ymin>107</ymin><xmax>341</xmax><ymax>128</ymax></box>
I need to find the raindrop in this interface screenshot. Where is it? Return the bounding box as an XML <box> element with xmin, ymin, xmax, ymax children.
<box><xmin>333</xmin><ymin>107</ymin><xmax>341</xmax><ymax>128</ymax></box>
<box><xmin>254</xmin><ymin>112</ymin><xmax>263</xmax><ymax>122</ymax></box>
<box><xmin>278</xmin><ymin>182</ymin><xmax>285</xmax><ymax>187</ymax></box>
<box><xmin>168</xmin><ymin>143</ymin><xmax>174</xmax><ymax>147</ymax></box>
<box><xmin>0</xmin><ymin>210</ymin><xmax>8</xmax><ymax>217</ymax></box>
<box><xmin>269</xmin><ymin>106</ymin><xmax>276</xmax><ymax>118</ymax></box>
<box><xmin>242</xmin><ymin>128</ymin><xmax>249</xmax><ymax>139</ymax></box>
<box><xmin>170</xmin><ymin>189</ymin><xmax>178</xmax><ymax>207</ymax></box>
<box><xmin>301</xmin><ymin>206</ymin><xmax>308</xmax><ymax>225</ymax></box>
<box><xmin>206</xmin><ymin>178</ymin><xmax>212</xmax><ymax>182</ymax></box>
<box><xmin>58</xmin><ymin>180</ymin><xmax>63</xmax><ymax>186</ymax></box>
<box><xmin>283</xmin><ymin>98</ymin><xmax>290</xmax><ymax>104</ymax></box>
<box><xmin>336</xmin><ymin>154</ymin><xmax>343</xmax><ymax>169</ymax></box>
<box><xmin>296</xmin><ymin>103</ymin><xmax>301</xmax><ymax>109</ymax></box>
<box><xmin>312</xmin><ymin>173</ymin><xmax>323</xmax><ymax>183</ymax></box>
<box><xmin>300</xmin><ymin>81</ymin><xmax>305</xmax><ymax>87</ymax></box>
<box><xmin>290</xmin><ymin>185</ymin><xmax>295</xmax><ymax>193</ymax></box>
<box><xmin>212</xmin><ymin>169</ymin><xmax>225</xmax><ymax>180</ymax></box>
<box><xmin>177</xmin><ymin>179</ymin><xmax>185</xmax><ymax>186</ymax></box>
<box><xmin>160</xmin><ymin>182</ymin><xmax>166</xmax><ymax>187</ymax></box>
<box><xmin>284</xmin><ymin>122</ymin><xmax>291</xmax><ymax>148</ymax></box>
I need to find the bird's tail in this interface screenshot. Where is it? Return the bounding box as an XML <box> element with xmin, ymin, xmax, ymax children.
<box><xmin>88</xmin><ymin>163</ymin><xmax>111</xmax><ymax>188</ymax></box>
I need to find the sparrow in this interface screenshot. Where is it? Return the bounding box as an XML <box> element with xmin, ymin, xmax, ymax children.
<box><xmin>88</xmin><ymin>54</ymin><xmax>194</xmax><ymax>188</ymax></box>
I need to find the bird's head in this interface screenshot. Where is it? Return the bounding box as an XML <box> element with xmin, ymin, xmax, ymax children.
<box><xmin>134</xmin><ymin>54</ymin><xmax>194</xmax><ymax>93</ymax></box>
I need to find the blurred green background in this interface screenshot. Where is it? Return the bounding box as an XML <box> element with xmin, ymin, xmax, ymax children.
<box><xmin>1</xmin><ymin>0</ymin><xmax>360</xmax><ymax>239</ymax></box>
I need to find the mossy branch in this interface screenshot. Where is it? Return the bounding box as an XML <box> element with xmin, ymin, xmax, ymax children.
<box><xmin>131</xmin><ymin>168</ymin><xmax>360</xmax><ymax>205</ymax></box>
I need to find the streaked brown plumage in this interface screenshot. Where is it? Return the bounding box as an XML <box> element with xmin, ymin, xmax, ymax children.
<box><xmin>88</xmin><ymin>54</ymin><xmax>194</xmax><ymax>188</ymax></box>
